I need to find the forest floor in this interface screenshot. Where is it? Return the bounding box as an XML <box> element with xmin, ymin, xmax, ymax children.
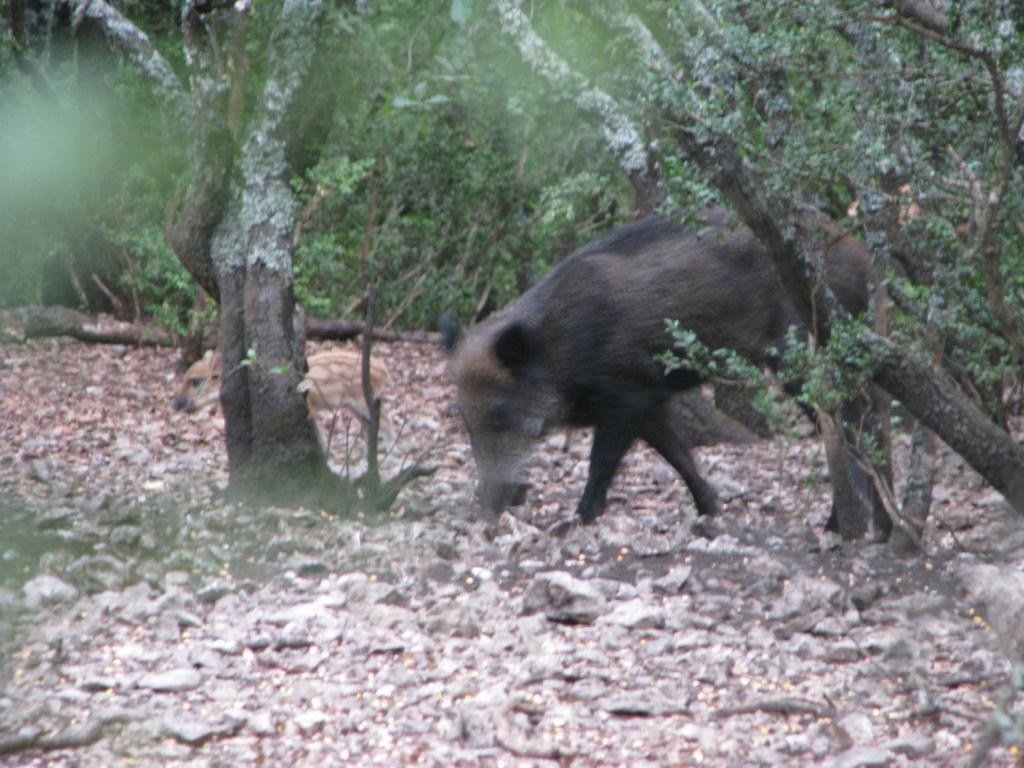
<box><xmin>1</xmin><ymin>337</ymin><xmax>1023</xmax><ymax>767</ymax></box>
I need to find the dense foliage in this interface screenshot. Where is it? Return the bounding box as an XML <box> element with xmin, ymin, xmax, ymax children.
<box><xmin>1</xmin><ymin>1</ymin><xmax>629</xmax><ymax>332</ymax></box>
<box><xmin>292</xmin><ymin>1</ymin><xmax>628</xmax><ymax>328</ymax></box>
<box><xmin>2</xmin><ymin>1</ymin><xmax>1021</xmax><ymax>410</ymax></box>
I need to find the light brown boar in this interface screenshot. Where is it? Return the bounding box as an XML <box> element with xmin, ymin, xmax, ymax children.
<box><xmin>172</xmin><ymin>347</ymin><xmax>392</xmax><ymax>441</ymax></box>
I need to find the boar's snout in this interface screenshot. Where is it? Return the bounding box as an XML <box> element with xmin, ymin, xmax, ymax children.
<box><xmin>476</xmin><ymin>479</ymin><xmax>530</xmax><ymax>519</ymax></box>
<box><xmin>170</xmin><ymin>395</ymin><xmax>197</xmax><ymax>413</ymax></box>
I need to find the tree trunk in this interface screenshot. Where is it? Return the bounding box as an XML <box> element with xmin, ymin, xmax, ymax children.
<box><xmin>821</xmin><ymin>415</ymin><xmax>867</xmax><ymax>540</ymax></box>
<box><xmin>890</xmin><ymin>421</ymin><xmax>937</xmax><ymax>554</ymax></box>
<box><xmin>213</xmin><ymin>0</ymin><xmax>329</xmax><ymax>500</ymax></box>
<box><xmin>674</xmin><ymin>130</ymin><xmax>1024</xmax><ymax>516</ymax></box>
<box><xmin>218</xmin><ymin>282</ymin><xmax>255</xmax><ymax>476</ymax></box>
<box><xmin>59</xmin><ymin>0</ymin><xmax>344</xmax><ymax>506</ymax></box>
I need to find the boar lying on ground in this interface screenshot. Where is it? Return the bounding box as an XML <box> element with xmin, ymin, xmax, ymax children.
<box><xmin>442</xmin><ymin>214</ymin><xmax>869</xmax><ymax>526</ymax></box>
<box><xmin>172</xmin><ymin>348</ymin><xmax>392</xmax><ymax>441</ymax></box>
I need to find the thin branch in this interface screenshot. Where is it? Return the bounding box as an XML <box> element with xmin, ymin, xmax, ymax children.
<box><xmin>494</xmin><ymin>0</ymin><xmax>665</xmax><ymax>213</ymax></box>
<box><xmin>65</xmin><ymin>0</ymin><xmax>190</xmax><ymax>129</ymax></box>
<box><xmin>887</xmin><ymin>0</ymin><xmax>949</xmax><ymax>35</ymax></box>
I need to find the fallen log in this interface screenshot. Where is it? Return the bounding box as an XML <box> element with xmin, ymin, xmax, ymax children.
<box><xmin>0</xmin><ymin>307</ymin><xmax>443</xmax><ymax>347</ymax></box>
<box><xmin>305</xmin><ymin>317</ymin><xmax>440</xmax><ymax>344</ymax></box>
<box><xmin>1</xmin><ymin>307</ymin><xmax>174</xmax><ymax>347</ymax></box>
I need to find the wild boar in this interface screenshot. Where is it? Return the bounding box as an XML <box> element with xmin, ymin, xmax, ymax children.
<box><xmin>442</xmin><ymin>215</ymin><xmax>868</xmax><ymax>525</ymax></box>
<box><xmin>172</xmin><ymin>347</ymin><xmax>392</xmax><ymax>440</ymax></box>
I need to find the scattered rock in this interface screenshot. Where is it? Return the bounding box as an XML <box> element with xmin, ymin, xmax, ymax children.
<box><xmin>958</xmin><ymin>562</ymin><xmax>1024</xmax><ymax>657</ymax></box>
<box><xmin>522</xmin><ymin>571</ymin><xmax>608</xmax><ymax>624</ymax></box>
<box><xmin>769</xmin><ymin>574</ymin><xmax>846</xmax><ymax>621</ymax></box>
<box><xmin>886</xmin><ymin>733</ymin><xmax>934</xmax><ymax>758</ymax></box>
<box><xmin>163</xmin><ymin>714</ymin><xmax>244</xmax><ymax>745</ymax></box>
<box><xmin>822</xmin><ymin>746</ymin><xmax>891</xmax><ymax>768</ymax></box>
<box><xmin>597</xmin><ymin>599</ymin><xmax>666</xmax><ymax>630</ymax></box>
<box><xmin>138</xmin><ymin>668</ymin><xmax>203</xmax><ymax>692</ymax></box>
<box><xmin>652</xmin><ymin>565</ymin><xmax>692</xmax><ymax>594</ymax></box>
<box><xmin>836</xmin><ymin>712</ymin><xmax>875</xmax><ymax>746</ymax></box>
<box><xmin>23</xmin><ymin>573</ymin><xmax>78</xmax><ymax>608</ymax></box>
<box><xmin>2</xmin><ymin>338</ymin><xmax>1019</xmax><ymax>768</ymax></box>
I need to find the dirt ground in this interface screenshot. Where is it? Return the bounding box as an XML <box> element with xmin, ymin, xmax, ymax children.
<box><xmin>1</xmin><ymin>337</ymin><xmax>1023</xmax><ymax>767</ymax></box>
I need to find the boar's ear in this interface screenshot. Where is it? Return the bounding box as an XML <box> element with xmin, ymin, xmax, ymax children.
<box><xmin>439</xmin><ymin>314</ymin><xmax>462</xmax><ymax>355</ymax></box>
<box><xmin>493</xmin><ymin>322</ymin><xmax>533</xmax><ymax>373</ymax></box>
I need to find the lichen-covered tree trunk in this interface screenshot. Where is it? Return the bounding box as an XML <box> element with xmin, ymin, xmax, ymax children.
<box><xmin>66</xmin><ymin>0</ymin><xmax>333</xmax><ymax>502</ymax></box>
<box><xmin>213</xmin><ymin>0</ymin><xmax>328</xmax><ymax>498</ymax></box>
<box><xmin>495</xmin><ymin>0</ymin><xmax>667</xmax><ymax>216</ymax></box>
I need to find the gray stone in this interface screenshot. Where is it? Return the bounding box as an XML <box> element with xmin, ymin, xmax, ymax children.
<box><xmin>811</xmin><ymin>616</ymin><xmax>846</xmax><ymax>636</ymax></box>
<box><xmin>197</xmin><ymin>580</ymin><xmax>233</xmax><ymax>606</ymax></box>
<box><xmin>79</xmin><ymin>676</ymin><xmax>119</xmax><ymax>692</ymax></box>
<box><xmin>138</xmin><ymin>668</ymin><xmax>203</xmax><ymax>692</ymax></box>
<box><xmin>769</xmin><ymin>574</ymin><xmax>846</xmax><ymax>621</ymax></box>
<box><xmin>600</xmin><ymin>692</ymin><xmax>685</xmax><ymax>716</ymax></box>
<box><xmin>823</xmin><ymin>746</ymin><xmax>891</xmax><ymax>768</ymax></box>
<box><xmin>160</xmin><ymin>720</ymin><xmax>219</xmax><ymax>741</ymax></box>
<box><xmin>886</xmin><ymin>733</ymin><xmax>934</xmax><ymax>757</ymax></box>
<box><xmin>455</xmin><ymin>702</ymin><xmax>497</xmax><ymax>747</ymax></box>
<box><xmin>522</xmin><ymin>571</ymin><xmax>608</xmax><ymax>624</ymax></box>
<box><xmin>174</xmin><ymin>610</ymin><xmax>204</xmax><ymax>629</ymax></box>
<box><xmin>958</xmin><ymin>563</ymin><xmax>1024</xmax><ymax>657</ymax></box>
<box><xmin>23</xmin><ymin>574</ymin><xmax>78</xmax><ymax>608</ymax></box>
<box><xmin>266</xmin><ymin>600</ymin><xmax>331</xmax><ymax>626</ymax></box>
<box><xmin>597</xmin><ymin>599</ymin><xmax>666</xmax><ymax>630</ymax></box>
<box><xmin>836</xmin><ymin>712</ymin><xmax>875</xmax><ymax>745</ymax></box>
<box><xmin>294</xmin><ymin>710</ymin><xmax>328</xmax><ymax>735</ymax></box>
<box><xmin>824</xmin><ymin>640</ymin><xmax>862</xmax><ymax>663</ymax></box>
<box><xmin>248</xmin><ymin>712</ymin><xmax>275</xmax><ymax>735</ymax></box>
<box><xmin>652</xmin><ymin>565</ymin><xmax>692</xmax><ymax>594</ymax></box>
<box><xmin>29</xmin><ymin>458</ymin><xmax>53</xmax><ymax>483</ymax></box>
<box><xmin>162</xmin><ymin>715</ymin><xmax>243</xmax><ymax>745</ymax></box>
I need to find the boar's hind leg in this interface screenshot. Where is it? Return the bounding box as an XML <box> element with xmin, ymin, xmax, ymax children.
<box><xmin>576</xmin><ymin>415</ymin><xmax>637</xmax><ymax>524</ymax></box>
<box><xmin>640</xmin><ymin>408</ymin><xmax>721</xmax><ymax>517</ymax></box>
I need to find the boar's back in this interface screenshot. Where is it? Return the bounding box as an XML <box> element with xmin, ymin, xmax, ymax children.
<box><xmin>517</xmin><ymin>217</ymin><xmax>792</xmax><ymax>393</ymax></box>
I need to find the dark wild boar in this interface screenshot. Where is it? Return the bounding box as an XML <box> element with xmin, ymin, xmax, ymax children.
<box><xmin>442</xmin><ymin>215</ymin><xmax>870</xmax><ymax>527</ymax></box>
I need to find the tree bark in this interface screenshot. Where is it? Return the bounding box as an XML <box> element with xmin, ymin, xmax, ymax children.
<box><xmin>675</xmin><ymin>131</ymin><xmax>1024</xmax><ymax>515</ymax></box>
<box><xmin>890</xmin><ymin>421</ymin><xmax>937</xmax><ymax>554</ymax></box>
<box><xmin>495</xmin><ymin>0</ymin><xmax>667</xmax><ymax>216</ymax></box>
<box><xmin>63</xmin><ymin>0</ymin><xmax>337</xmax><ymax>503</ymax></box>
<box><xmin>212</xmin><ymin>0</ymin><xmax>328</xmax><ymax>497</ymax></box>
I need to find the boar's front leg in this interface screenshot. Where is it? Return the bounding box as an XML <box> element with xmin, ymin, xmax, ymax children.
<box><xmin>640</xmin><ymin>404</ymin><xmax>721</xmax><ymax>517</ymax></box>
<box><xmin>576</xmin><ymin>414</ymin><xmax>637</xmax><ymax>524</ymax></box>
